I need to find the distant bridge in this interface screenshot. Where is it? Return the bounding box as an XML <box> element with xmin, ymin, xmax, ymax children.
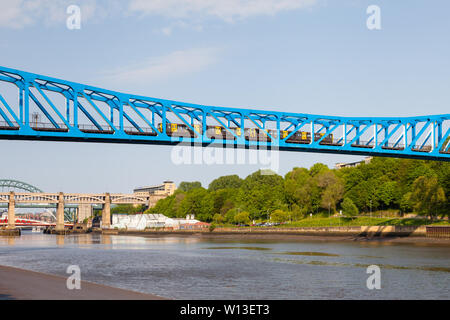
<box><xmin>0</xmin><ymin>179</ymin><xmax>43</xmax><ymax>193</ymax></box>
<box><xmin>0</xmin><ymin>66</ymin><xmax>448</xmax><ymax>161</ymax></box>
<box><xmin>1</xmin><ymin>191</ymin><xmax>157</xmax><ymax>231</ymax></box>
<box><xmin>0</xmin><ymin>179</ymin><xmax>83</xmax><ymax>222</ymax></box>
<box><xmin>0</xmin><ymin>217</ymin><xmax>71</xmax><ymax>228</ymax></box>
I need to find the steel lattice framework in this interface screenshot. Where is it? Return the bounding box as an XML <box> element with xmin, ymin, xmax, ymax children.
<box><xmin>0</xmin><ymin>179</ymin><xmax>43</xmax><ymax>193</ymax></box>
<box><xmin>0</xmin><ymin>66</ymin><xmax>448</xmax><ymax>161</ymax></box>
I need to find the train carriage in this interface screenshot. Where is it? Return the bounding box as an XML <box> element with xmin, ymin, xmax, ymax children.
<box><xmin>157</xmin><ymin>122</ymin><xmax>334</xmax><ymax>145</ymax></box>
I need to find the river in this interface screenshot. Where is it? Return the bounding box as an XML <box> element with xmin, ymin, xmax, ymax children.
<box><xmin>0</xmin><ymin>231</ymin><xmax>448</xmax><ymax>299</ymax></box>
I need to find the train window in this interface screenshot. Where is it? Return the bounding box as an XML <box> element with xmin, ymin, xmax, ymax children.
<box><xmin>171</xmin><ymin>123</ymin><xmax>178</xmax><ymax>132</ymax></box>
<box><xmin>194</xmin><ymin>124</ymin><xmax>201</xmax><ymax>133</ymax></box>
<box><xmin>235</xmin><ymin>127</ymin><xmax>241</xmax><ymax>136</ymax></box>
<box><xmin>215</xmin><ymin>126</ymin><xmax>222</xmax><ymax>135</ymax></box>
<box><xmin>158</xmin><ymin>123</ymin><xmax>163</xmax><ymax>132</ymax></box>
<box><xmin>301</xmin><ymin>132</ymin><xmax>307</xmax><ymax>140</ymax></box>
<box><xmin>281</xmin><ymin>131</ymin><xmax>288</xmax><ymax>139</ymax></box>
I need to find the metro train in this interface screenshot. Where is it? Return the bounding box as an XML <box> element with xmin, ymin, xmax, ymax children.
<box><xmin>157</xmin><ymin>123</ymin><xmax>334</xmax><ymax>144</ymax></box>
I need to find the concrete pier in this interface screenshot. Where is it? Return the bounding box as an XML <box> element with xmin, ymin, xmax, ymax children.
<box><xmin>7</xmin><ymin>191</ymin><xmax>15</xmax><ymax>229</ymax></box>
<box><xmin>102</xmin><ymin>193</ymin><xmax>111</xmax><ymax>229</ymax></box>
<box><xmin>55</xmin><ymin>192</ymin><xmax>65</xmax><ymax>232</ymax></box>
<box><xmin>77</xmin><ymin>203</ymin><xmax>92</xmax><ymax>223</ymax></box>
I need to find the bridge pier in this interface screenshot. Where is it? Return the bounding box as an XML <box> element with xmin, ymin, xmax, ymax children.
<box><xmin>77</xmin><ymin>204</ymin><xmax>92</xmax><ymax>224</ymax></box>
<box><xmin>7</xmin><ymin>191</ymin><xmax>15</xmax><ymax>229</ymax></box>
<box><xmin>102</xmin><ymin>193</ymin><xmax>111</xmax><ymax>229</ymax></box>
<box><xmin>55</xmin><ymin>192</ymin><xmax>65</xmax><ymax>232</ymax></box>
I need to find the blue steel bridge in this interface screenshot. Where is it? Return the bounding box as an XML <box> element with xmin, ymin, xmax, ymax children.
<box><xmin>0</xmin><ymin>66</ymin><xmax>448</xmax><ymax>161</ymax></box>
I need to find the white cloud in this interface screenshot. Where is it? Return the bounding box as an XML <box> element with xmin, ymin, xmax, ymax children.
<box><xmin>128</xmin><ymin>0</ymin><xmax>317</xmax><ymax>22</ymax></box>
<box><xmin>98</xmin><ymin>47</ymin><xmax>220</xmax><ymax>85</ymax></box>
<box><xmin>0</xmin><ymin>0</ymin><xmax>317</xmax><ymax>29</ymax></box>
<box><xmin>0</xmin><ymin>0</ymin><xmax>32</xmax><ymax>28</ymax></box>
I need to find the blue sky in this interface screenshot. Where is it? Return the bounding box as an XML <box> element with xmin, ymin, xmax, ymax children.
<box><xmin>0</xmin><ymin>0</ymin><xmax>449</xmax><ymax>193</ymax></box>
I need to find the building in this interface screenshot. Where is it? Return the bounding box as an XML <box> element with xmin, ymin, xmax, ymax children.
<box><xmin>134</xmin><ymin>181</ymin><xmax>177</xmax><ymax>208</ymax></box>
<box><xmin>335</xmin><ymin>156</ymin><xmax>373</xmax><ymax>169</ymax></box>
<box><xmin>134</xmin><ymin>181</ymin><xmax>176</xmax><ymax>196</ymax></box>
<box><xmin>111</xmin><ymin>213</ymin><xmax>209</xmax><ymax>231</ymax></box>
<box><xmin>179</xmin><ymin>222</ymin><xmax>210</xmax><ymax>230</ymax></box>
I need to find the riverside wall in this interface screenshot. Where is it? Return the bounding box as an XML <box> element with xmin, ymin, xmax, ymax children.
<box><xmin>112</xmin><ymin>225</ymin><xmax>434</xmax><ymax>237</ymax></box>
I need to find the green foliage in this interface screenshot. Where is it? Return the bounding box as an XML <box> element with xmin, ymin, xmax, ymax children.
<box><xmin>208</xmin><ymin>175</ymin><xmax>243</xmax><ymax>191</ymax></box>
<box><xmin>234</xmin><ymin>211</ymin><xmax>250</xmax><ymax>224</ymax></box>
<box><xmin>178</xmin><ymin>181</ymin><xmax>202</xmax><ymax>192</ymax></box>
<box><xmin>224</xmin><ymin>208</ymin><xmax>238</xmax><ymax>223</ymax></box>
<box><xmin>410</xmin><ymin>175</ymin><xmax>446</xmax><ymax>220</ymax></box>
<box><xmin>238</xmin><ymin>170</ymin><xmax>285</xmax><ymax>220</ymax></box>
<box><xmin>177</xmin><ymin>187</ymin><xmax>210</xmax><ymax>220</ymax></box>
<box><xmin>213</xmin><ymin>213</ymin><xmax>224</xmax><ymax>224</ymax></box>
<box><xmin>316</xmin><ymin>170</ymin><xmax>344</xmax><ymax>212</ymax></box>
<box><xmin>147</xmin><ymin>158</ymin><xmax>449</xmax><ymax>223</ymax></box>
<box><xmin>271</xmin><ymin>209</ymin><xmax>290</xmax><ymax>223</ymax></box>
<box><xmin>341</xmin><ymin>197</ymin><xmax>358</xmax><ymax>217</ymax></box>
<box><xmin>111</xmin><ymin>204</ymin><xmax>146</xmax><ymax>215</ymax></box>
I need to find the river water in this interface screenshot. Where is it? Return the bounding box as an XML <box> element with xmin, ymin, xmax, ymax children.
<box><xmin>0</xmin><ymin>232</ymin><xmax>448</xmax><ymax>299</ymax></box>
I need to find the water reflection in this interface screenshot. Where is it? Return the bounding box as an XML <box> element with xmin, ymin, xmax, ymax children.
<box><xmin>0</xmin><ymin>232</ymin><xmax>448</xmax><ymax>299</ymax></box>
<box><xmin>7</xmin><ymin>237</ymin><xmax>15</xmax><ymax>246</ymax></box>
<box><xmin>56</xmin><ymin>235</ymin><xmax>64</xmax><ymax>247</ymax></box>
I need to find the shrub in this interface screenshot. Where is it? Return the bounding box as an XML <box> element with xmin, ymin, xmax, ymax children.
<box><xmin>342</xmin><ymin>197</ymin><xmax>359</xmax><ymax>217</ymax></box>
<box><xmin>271</xmin><ymin>209</ymin><xmax>290</xmax><ymax>223</ymax></box>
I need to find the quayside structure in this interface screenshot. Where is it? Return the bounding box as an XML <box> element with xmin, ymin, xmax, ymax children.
<box><xmin>0</xmin><ymin>66</ymin><xmax>448</xmax><ymax>161</ymax></box>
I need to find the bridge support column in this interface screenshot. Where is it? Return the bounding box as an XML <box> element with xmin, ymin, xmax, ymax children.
<box><xmin>56</xmin><ymin>192</ymin><xmax>65</xmax><ymax>232</ymax></box>
<box><xmin>7</xmin><ymin>191</ymin><xmax>15</xmax><ymax>229</ymax></box>
<box><xmin>102</xmin><ymin>193</ymin><xmax>111</xmax><ymax>229</ymax></box>
<box><xmin>77</xmin><ymin>204</ymin><xmax>92</xmax><ymax>224</ymax></box>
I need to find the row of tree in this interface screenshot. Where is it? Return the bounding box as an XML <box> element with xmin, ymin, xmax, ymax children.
<box><xmin>145</xmin><ymin>157</ymin><xmax>449</xmax><ymax>223</ymax></box>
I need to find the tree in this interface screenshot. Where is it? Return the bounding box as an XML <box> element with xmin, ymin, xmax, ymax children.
<box><xmin>178</xmin><ymin>181</ymin><xmax>202</xmax><ymax>192</ymax></box>
<box><xmin>224</xmin><ymin>208</ymin><xmax>238</xmax><ymax>224</ymax></box>
<box><xmin>341</xmin><ymin>197</ymin><xmax>358</xmax><ymax>217</ymax></box>
<box><xmin>399</xmin><ymin>192</ymin><xmax>413</xmax><ymax>214</ymax></box>
<box><xmin>316</xmin><ymin>170</ymin><xmax>344</xmax><ymax>213</ymax></box>
<box><xmin>410</xmin><ymin>176</ymin><xmax>446</xmax><ymax>221</ymax></box>
<box><xmin>146</xmin><ymin>192</ymin><xmax>185</xmax><ymax>217</ymax></box>
<box><xmin>213</xmin><ymin>213</ymin><xmax>224</xmax><ymax>224</ymax></box>
<box><xmin>309</xmin><ymin>163</ymin><xmax>329</xmax><ymax>177</ymax></box>
<box><xmin>284</xmin><ymin>167</ymin><xmax>314</xmax><ymax>212</ymax></box>
<box><xmin>177</xmin><ymin>187</ymin><xmax>209</xmax><ymax>220</ymax></box>
<box><xmin>220</xmin><ymin>199</ymin><xmax>235</xmax><ymax>216</ymax></box>
<box><xmin>234</xmin><ymin>211</ymin><xmax>250</xmax><ymax>225</ymax></box>
<box><xmin>238</xmin><ymin>170</ymin><xmax>285</xmax><ymax>219</ymax></box>
<box><xmin>271</xmin><ymin>209</ymin><xmax>290</xmax><ymax>223</ymax></box>
<box><xmin>146</xmin><ymin>157</ymin><xmax>449</xmax><ymax>223</ymax></box>
<box><xmin>111</xmin><ymin>204</ymin><xmax>145</xmax><ymax>214</ymax></box>
<box><xmin>208</xmin><ymin>175</ymin><xmax>243</xmax><ymax>191</ymax></box>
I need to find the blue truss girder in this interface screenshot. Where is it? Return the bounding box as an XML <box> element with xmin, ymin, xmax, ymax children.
<box><xmin>0</xmin><ymin>66</ymin><xmax>448</xmax><ymax>161</ymax></box>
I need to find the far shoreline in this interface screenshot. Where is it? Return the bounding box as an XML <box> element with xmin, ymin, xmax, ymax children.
<box><xmin>108</xmin><ymin>230</ymin><xmax>450</xmax><ymax>246</ymax></box>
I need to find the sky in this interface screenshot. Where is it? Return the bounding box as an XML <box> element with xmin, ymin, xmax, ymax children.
<box><xmin>0</xmin><ymin>0</ymin><xmax>449</xmax><ymax>193</ymax></box>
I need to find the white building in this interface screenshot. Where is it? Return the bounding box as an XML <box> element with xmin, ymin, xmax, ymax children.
<box><xmin>111</xmin><ymin>213</ymin><xmax>200</xmax><ymax>231</ymax></box>
<box><xmin>335</xmin><ymin>156</ymin><xmax>373</xmax><ymax>169</ymax></box>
